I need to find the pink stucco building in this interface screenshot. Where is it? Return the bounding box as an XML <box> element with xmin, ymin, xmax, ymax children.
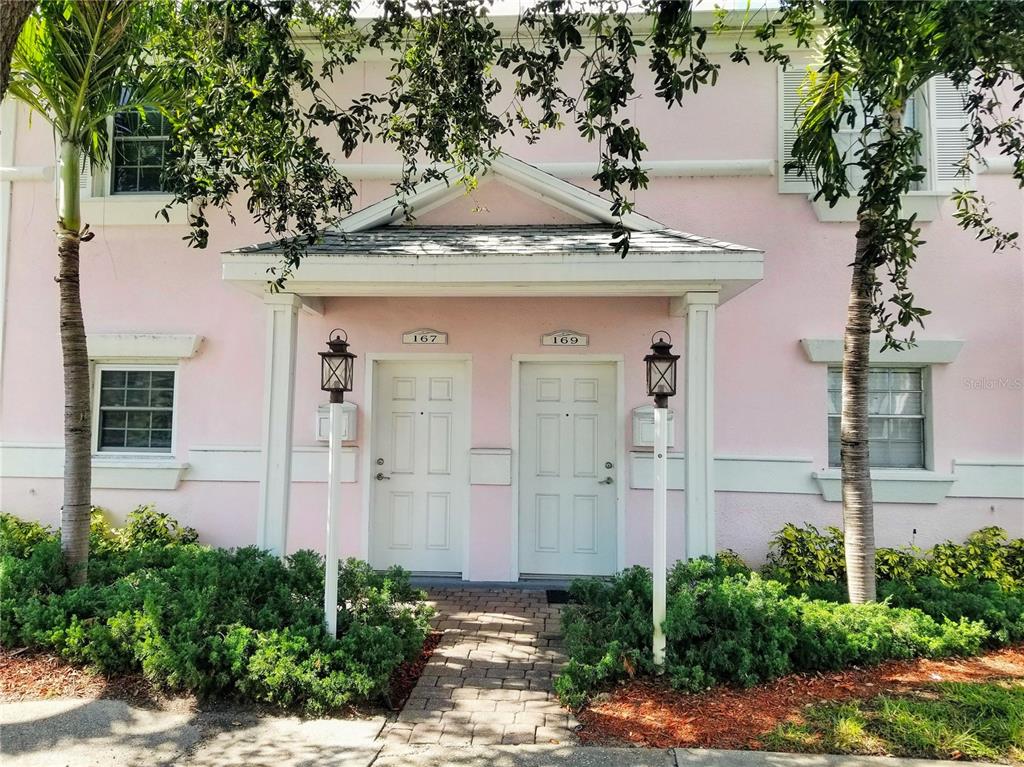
<box><xmin>1</xmin><ymin>25</ymin><xmax>1021</xmax><ymax>581</ymax></box>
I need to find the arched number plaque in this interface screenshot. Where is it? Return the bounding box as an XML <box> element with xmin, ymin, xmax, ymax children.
<box><xmin>402</xmin><ymin>328</ymin><xmax>448</xmax><ymax>345</ymax></box>
<box><xmin>541</xmin><ymin>330</ymin><xmax>589</xmax><ymax>347</ymax></box>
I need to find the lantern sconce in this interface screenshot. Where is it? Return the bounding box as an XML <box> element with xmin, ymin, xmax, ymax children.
<box><xmin>644</xmin><ymin>330</ymin><xmax>680</xmax><ymax>409</ymax></box>
<box><xmin>319</xmin><ymin>328</ymin><xmax>356</xmax><ymax>404</ymax></box>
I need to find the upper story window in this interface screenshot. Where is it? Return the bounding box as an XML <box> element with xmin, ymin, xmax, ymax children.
<box><xmin>779</xmin><ymin>69</ymin><xmax>970</xmax><ymax>195</ymax></box>
<box><xmin>110</xmin><ymin>108</ymin><xmax>172</xmax><ymax>195</ymax></box>
<box><xmin>827</xmin><ymin>367</ymin><xmax>926</xmax><ymax>469</ymax></box>
<box><xmin>96</xmin><ymin>367</ymin><xmax>176</xmax><ymax>453</ymax></box>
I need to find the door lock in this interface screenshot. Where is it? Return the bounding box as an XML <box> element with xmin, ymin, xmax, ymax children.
<box><xmin>604</xmin><ymin>461</ymin><xmax>614</xmax><ymax>469</ymax></box>
<box><xmin>376</xmin><ymin>458</ymin><xmax>384</xmax><ymax>466</ymax></box>
<box><xmin>375</xmin><ymin>472</ymin><xmax>391</xmax><ymax>481</ymax></box>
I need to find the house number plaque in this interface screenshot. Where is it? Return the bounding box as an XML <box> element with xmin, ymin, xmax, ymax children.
<box><xmin>542</xmin><ymin>329</ymin><xmax>589</xmax><ymax>347</ymax></box>
<box><xmin>402</xmin><ymin>328</ymin><xmax>448</xmax><ymax>345</ymax></box>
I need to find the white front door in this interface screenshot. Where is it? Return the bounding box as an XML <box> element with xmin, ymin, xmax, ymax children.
<box><xmin>519</xmin><ymin>362</ymin><xmax>618</xmax><ymax>576</ymax></box>
<box><xmin>370</xmin><ymin>361</ymin><xmax>468</xmax><ymax>574</ymax></box>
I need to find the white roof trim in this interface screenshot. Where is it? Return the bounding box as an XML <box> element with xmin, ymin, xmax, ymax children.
<box><xmin>337</xmin><ymin>154</ymin><xmax>666</xmax><ymax>233</ymax></box>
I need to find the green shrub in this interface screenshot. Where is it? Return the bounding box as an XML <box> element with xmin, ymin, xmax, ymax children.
<box><xmin>765</xmin><ymin>523</ymin><xmax>846</xmax><ymax>588</ymax></box>
<box><xmin>764</xmin><ymin>523</ymin><xmax>1023</xmax><ymax>588</ymax></box>
<box><xmin>875</xmin><ymin>546</ymin><xmax>924</xmax><ymax>582</ymax></box>
<box><xmin>880</xmin><ymin>577</ymin><xmax>1024</xmax><ymax>645</ymax></box>
<box><xmin>665</xmin><ymin>573</ymin><xmax>798</xmax><ymax>691</ymax></box>
<box><xmin>0</xmin><ymin>514</ymin><xmax>58</xmax><ymax>558</ymax></box>
<box><xmin>557</xmin><ymin>563</ymin><xmax>993</xmax><ymax>709</ymax></box>
<box><xmin>925</xmin><ymin>527</ymin><xmax>1015</xmax><ymax>587</ymax></box>
<box><xmin>792</xmin><ymin>599</ymin><xmax>987</xmax><ymax>669</ymax></box>
<box><xmin>0</xmin><ymin>510</ymin><xmax>432</xmax><ymax>714</ymax></box>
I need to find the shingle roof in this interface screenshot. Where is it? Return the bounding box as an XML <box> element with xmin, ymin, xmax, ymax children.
<box><xmin>227</xmin><ymin>224</ymin><xmax>759</xmax><ymax>257</ymax></box>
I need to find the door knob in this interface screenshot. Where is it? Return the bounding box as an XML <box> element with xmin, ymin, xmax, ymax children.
<box><xmin>375</xmin><ymin>472</ymin><xmax>391</xmax><ymax>481</ymax></box>
<box><xmin>599</xmin><ymin>476</ymin><xmax>614</xmax><ymax>485</ymax></box>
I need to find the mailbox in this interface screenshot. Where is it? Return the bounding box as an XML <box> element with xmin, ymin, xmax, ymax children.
<box><xmin>632</xmin><ymin>405</ymin><xmax>676</xmax><ymax>448</ymax></box>
<box><xmin>316</xmin><ymin>402</ymin><xmax>357</xmax><ymax>442</ymax></box>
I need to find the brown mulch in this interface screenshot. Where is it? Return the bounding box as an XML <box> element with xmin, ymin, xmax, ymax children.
<box><xmin>576</xmin><ymin>645</ymin><xmax>1024</xmax><ymax>750</ymax></box>
<box><xmin>0</xmin><ymin>647</ymin><xmax>175</xmax><ymax>708</ymax></box>
<box><xmin>388</xmin><ymin>630</ymin><xmax>443</xmax><ymax>710</ymax></box>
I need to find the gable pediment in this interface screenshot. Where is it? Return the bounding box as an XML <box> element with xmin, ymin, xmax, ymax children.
<box><xmin>337</xmin><ymin>155</ymin><xmax>666</xmax><ymax>233</ymax></box>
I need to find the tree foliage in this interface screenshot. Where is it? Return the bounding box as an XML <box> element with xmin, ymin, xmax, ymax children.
<box><xmin>731</xmin><ymin>0</ymin><xmax>1024</xmax><ymax>347</ymax></box>
<box><xmin>152</xmin><ymin>0</ymin><xmax>722</xmax><ymax>283</ymax></box>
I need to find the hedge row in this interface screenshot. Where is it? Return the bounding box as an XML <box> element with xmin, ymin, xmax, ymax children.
<box><xmin>0</xmin><ymin>508</ymin><xmax>433</xmax><ymax>714</ymax></box>
<box><xmin>555</xmin><ymin>547</ymin><xmax>1024</xmax><ymax>709</ymax></box>
<box><xmin>765</xmin><ymin>524</ymin><xmax>1024</xmax><ymax>591</ymax></box>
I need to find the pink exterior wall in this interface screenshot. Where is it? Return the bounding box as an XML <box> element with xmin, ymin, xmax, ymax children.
<box><xmin>2</xmin><ymin>53</ymin><xmax>1022</xmax><ymax>578</ymax></box>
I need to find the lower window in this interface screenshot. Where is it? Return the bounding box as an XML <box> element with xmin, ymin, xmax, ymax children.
<box><xmin>96</xmin><ymin>368</ymin><xmax>175</xmax><ymax>452</ymax></box>
<box><xmin>827</xmin><ymin>366</ymin><xmax>926</xmax><ymax>469</ymax></box>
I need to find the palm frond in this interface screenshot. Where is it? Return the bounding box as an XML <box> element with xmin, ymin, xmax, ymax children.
<box><xmin>9</xmin><ymin>0</ymin><xmax>171</xmax><ymax>169</ymax></box>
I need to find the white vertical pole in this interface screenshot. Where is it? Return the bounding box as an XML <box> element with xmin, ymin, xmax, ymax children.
<box><xmin>324</xmin><ymin>401</ymin><xmax>343</xmax><ymax>637</ymax></box>
<box><xmin>652</xmin><ymin>404</ymin><xmax>668</xmax><ymax>669</ymax></box>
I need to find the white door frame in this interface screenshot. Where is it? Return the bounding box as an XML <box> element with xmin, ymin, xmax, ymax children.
<box><xmin>361</xmin><ymin>353</ymin><xmax>473</xmax><ymax>578</ymax></box>
<box><xmin>510</xmin><ymin>354</ymin><xmax>626</xmax><ymax>581</ymax></box>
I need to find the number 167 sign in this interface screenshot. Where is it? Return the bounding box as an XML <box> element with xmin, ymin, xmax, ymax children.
<box><xmin>542</xmin><ymin>330</ymin><xmax>589</xmax><ymax>347</ymax></box>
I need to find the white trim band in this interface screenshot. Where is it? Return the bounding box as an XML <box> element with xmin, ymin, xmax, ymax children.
<box><xmin>800</xmin><ymin>338</ymin><xmax>964</xmax><ymax>365</ymax></box>
<box><xmin>87</xmin><ymin>333</ymin><xmax>203</xmax><ymax>361</ymax></box>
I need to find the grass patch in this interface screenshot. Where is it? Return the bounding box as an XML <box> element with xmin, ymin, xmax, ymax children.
<box><xmin>764</xmin><ymin>681</ymin><xmax>1024</xmax><ymax>763</ymax></box>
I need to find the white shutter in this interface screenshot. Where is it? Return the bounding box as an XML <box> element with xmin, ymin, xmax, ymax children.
<box><xmin>778</xmin><ymin>65</ymin><xmax>814</xmax><ymax>193</ymax></box>
<box><xmin>929</xmin><ymin>75</ymin><xmax>972</xmax><ymax>191</ymax></box>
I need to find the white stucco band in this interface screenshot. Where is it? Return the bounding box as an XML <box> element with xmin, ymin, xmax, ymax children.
<box><xmin>799</xmin><ymin>338</ymin><xmax>964</xmax><ymax>365</ymax></box>
<box><xmin>87</xmin><ymin>333</ymin><xmax>203</xmax><ymax>361</ymax></box>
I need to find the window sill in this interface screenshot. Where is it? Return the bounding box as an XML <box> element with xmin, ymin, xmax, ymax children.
<box><xmin>809</xmin><ymin>192</ymin><xmax>947</xmax><ymax>223</ymax></box>
<box><xmin>91</xmin><ymin>455</ymin><xmax>189</xmax><ymax>490</ymax></box>
<box><xmin>811</xmin><ymin>468</ymin><xmax>956</xmax><ymax>504</ymax></box>
<box><xmin>81</xmin><ymin>195</ymin><xmax>186</xmax><ymax>226</ymax></box>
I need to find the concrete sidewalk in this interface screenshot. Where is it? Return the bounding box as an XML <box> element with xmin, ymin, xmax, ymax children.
<box><xmin>1</xmin><ymin>698</ymin><xmax>1007</xmax><ymax>767</ymax></box>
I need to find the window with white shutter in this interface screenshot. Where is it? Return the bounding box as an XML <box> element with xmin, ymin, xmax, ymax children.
<box><xmin>778</xmin><ymin>65</ymin><xmax>814</xmax><ymax>193</ymax></box>
<box><xmin>927</xmin><ymin>75</ymin><xmax>973</xmax><ymax>191</ymax></box>
<box><xmin>778</xmin><ymin>68</ymin><xmax>972</xmax><ymax>196</ymax></box>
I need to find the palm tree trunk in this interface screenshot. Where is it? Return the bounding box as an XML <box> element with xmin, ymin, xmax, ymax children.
<box><xmin>842</xmin><ymin>215</ymin><xmax>877</xmax><ymax>604</ymax></box>
<box><xmin>57</xmin><ymin>141</ymin><xmax>91</xmax><ymax>585</ymax></box>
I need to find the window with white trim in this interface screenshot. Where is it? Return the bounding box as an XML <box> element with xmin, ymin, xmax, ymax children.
<box><xmin>827</xmin><ymin>367</ymin><xmax>926</xmax><ymax>469</ymax></box>
<box><xmin>110</xmin><ymin>108</ymin><xmax>172</xmax><ymax>194</ymax></box>
<box><xmin>779</xmin><ymin>70</ymin><xmax>971</xmax><ymax>194</ymax></box>
<box><xmin>96</xmin><ymin>368</ymin><xmax>175</xmax><ymax>452</ymax></box>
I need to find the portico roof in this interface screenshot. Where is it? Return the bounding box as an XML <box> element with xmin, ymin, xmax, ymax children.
<box><xmin>227</xmin><ymin>224</ymin><xmax>758</xmax><ymax>259</ymax></box>
<box><xmin>221</xmin><ymin>155</ymin><xmax>764</xmax><ymax>301</ymax></box>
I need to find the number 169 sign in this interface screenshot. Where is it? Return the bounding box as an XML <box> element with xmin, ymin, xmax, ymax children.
<box><xmin>542</xmin><ymin>330</ymin><xmax>589</xmax><ymax>347</ymax></box>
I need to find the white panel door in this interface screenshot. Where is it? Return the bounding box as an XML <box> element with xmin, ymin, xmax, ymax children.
<box><xmin>519</xmin><ymin>362</ymin><xmax>617</xmax><ymax>576</ymax></box>
<box><xmin>371</xmin><ymin>361</ymin><xmax>468</xmax><ymax>574</ymax></box>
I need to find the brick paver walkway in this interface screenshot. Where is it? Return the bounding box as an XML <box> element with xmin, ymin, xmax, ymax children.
<box><xmin>380</xmin><ymin>588</ymin><xmax>577</xmax><ymax>746</ymax></box>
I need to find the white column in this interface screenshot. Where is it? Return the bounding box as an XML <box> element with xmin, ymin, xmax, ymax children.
<box><xmin>681</xmin><ymin>291</ymin><xmax>718</xmax><ymax>559</ymax></box>
<box><xmin>652</xmin><ymin>405</ymin><xmax>668</xmax><ymax>668</ymax></box>
<box><xmin>324</xmin><ymin>400</ymin><xmax>344</xmax><ymax>636</ymax></box>
<box><xmin>258</xmin><ymin>293</ymin><xmax>301</xmax><ymax>555</ymax></box>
